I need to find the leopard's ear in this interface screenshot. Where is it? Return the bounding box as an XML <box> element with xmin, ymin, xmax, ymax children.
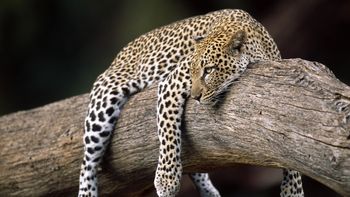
<box><xmin>229</xmin><ymin>30</ymin><xmax>246</xmax><ymax>53</ymax></box>
<box><xmin>192</xmin><ymin>35</ymin><xmax>205</xmax><ymax>43</ymax></box>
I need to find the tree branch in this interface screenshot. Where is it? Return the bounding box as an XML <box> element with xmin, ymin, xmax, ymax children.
<box><xmin>0</xmin><ymin>59</ymin><xmax>349</xmax><ymax>197</ymax></box>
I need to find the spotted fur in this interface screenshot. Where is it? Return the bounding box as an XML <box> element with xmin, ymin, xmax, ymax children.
<box><xmin>281</xmin><ymin>169</ymin><xmax>304</xmax><ymax>197</ymax></box>
<box><xmin>78</xmin><ymin>9</ymin><xmax>304</xmax><ymax>197</ymax></box>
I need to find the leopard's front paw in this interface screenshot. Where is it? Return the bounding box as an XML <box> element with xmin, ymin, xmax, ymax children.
<box><xmin>154</xmin><ymin>164</ymin><xmax>183</xmax><ymax>197</ymax></box>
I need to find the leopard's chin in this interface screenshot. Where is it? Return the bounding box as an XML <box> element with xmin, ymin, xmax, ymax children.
<box><xmin>198</xmin><ymin>98</ymin><xmax>218</xmax><ymax>106</ymax></box>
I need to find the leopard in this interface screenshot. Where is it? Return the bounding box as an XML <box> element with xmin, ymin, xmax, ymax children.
<box><xmin>78</xmin><ymin>9</ymin><xmax>304</xmax><ymax>197</ymax></box>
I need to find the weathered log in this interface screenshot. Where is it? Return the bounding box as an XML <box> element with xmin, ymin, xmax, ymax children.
<box><xmin>0</xmin><ymin>59</ymin><xmax>349</xmax><ymax>196</ymax></box>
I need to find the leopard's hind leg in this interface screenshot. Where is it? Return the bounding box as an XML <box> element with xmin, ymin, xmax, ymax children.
<box><xmin>78</xmin><ymin>71</ymin><xmax>143</xmax><ymax>197</ymax></box>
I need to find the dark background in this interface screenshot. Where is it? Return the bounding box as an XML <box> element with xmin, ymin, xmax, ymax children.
<box><xmin>0</xmin><ymin>0</ymin><xmax>348</xmax><ymax>196</ymax></box>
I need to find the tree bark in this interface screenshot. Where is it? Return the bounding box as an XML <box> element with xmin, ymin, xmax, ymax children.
<box><xmin>0</xmin><ymin>59</ymin><xmax>349</xmax><ymax>197</ymax></box>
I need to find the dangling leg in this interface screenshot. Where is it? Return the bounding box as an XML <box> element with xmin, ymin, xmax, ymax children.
<box><xmin>154</xmin><ymin>61</ymin><xmax>220</xmax><ymax>197</ymax></box>
<box><xmin>280</xmin><ymin>169</ymin><xmax>304</xmax><ymax>197</ymax></box>
<box><xmin>154</xmin><ymin>63</ymin><xmax>191</xmax><ymax>196</ymax></box>
<box><xmin>78</xmin><ymin>74</ymin><xmax>139</xmax><ymax>197</ymax></box>
<box><xmin>190</xmin><ymin>173</ymin><xmax>221</xmax><ymax>197</ymax></box>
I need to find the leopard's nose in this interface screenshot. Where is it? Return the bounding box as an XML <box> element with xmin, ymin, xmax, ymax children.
<box><xmin>191</xmin><ymin>93</ymin><xmax>202</xmax><ymax>101</ymax></box>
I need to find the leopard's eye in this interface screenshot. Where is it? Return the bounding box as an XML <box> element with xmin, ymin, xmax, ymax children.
<box><xmin>204</xmin><ymin>67</ymin><xmax>215</xmax><ymax>75</ymax></box>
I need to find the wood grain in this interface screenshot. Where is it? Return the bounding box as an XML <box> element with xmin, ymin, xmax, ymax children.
<box><xmin>0</xmin><ymin>59</ymin><xmax>349</xmax><ymax>196</ymax></box>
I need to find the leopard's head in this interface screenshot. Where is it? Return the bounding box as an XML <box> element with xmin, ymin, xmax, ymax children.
<box><xmin>190</xmin><ymin>19</ymin><xmax>281</xmax><ymax>104</ymax></box>
<box><xmin>190</xmin><ymin>25</ymin><xmax>249</xmax><ymax>105</ymax></box>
